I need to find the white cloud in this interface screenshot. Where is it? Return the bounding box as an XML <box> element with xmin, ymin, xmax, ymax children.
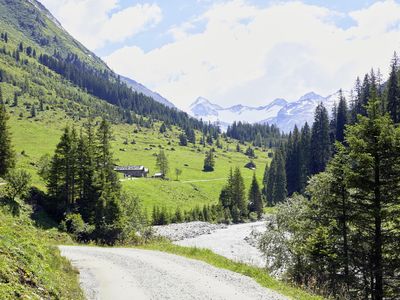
<box><xmin>40</xmin><ymin>0</ymin><xmax>162</xmax><ymax>50</ymax></box>
<box><xmin>102</xmin><ymin>0</ymin><xmax>400</xmax><ymax>109</ymax></box>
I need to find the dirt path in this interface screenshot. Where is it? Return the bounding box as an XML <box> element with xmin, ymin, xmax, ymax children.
<box><xmin>60</xmin><ymin>246</ymin><xmax>287</xmax><ymax>300</ymax></box>
<box><xmin>182</xmin><ymin>176</ymin><xmax>251</xmax><ymax>183</ymax></box>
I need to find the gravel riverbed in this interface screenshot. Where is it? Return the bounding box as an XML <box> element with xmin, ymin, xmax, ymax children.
<box><xmin>153</xmin><ymin>221</ymin><xmax>267</xmax><ymax>268</ymax></box>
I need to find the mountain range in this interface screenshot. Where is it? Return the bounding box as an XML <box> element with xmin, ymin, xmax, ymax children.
<box><xmin>189</xmin><ymin>91</ymin><xmax>342</xmax><ymax>132</ymax></box>
<box><xmin>20</xmin><ymin>0</ymin><xmax>340</xmax><ymax>134</ymax></box>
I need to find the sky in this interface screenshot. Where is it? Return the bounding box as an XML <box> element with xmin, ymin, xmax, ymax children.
<box><xmin>40</xmin><ymin>0</ymin><xmax>400</xmax><ymax>110</ymax></box>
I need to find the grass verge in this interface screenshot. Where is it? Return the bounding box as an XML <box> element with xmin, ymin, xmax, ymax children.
<box><xmin>139</xmin><ymin>241</ymin><xmax>323</xmax><ymax>300</ymax></box>
<box><xmin>0</xmin><ymin>208</ymin><xmax>84</xmax><ymax>300</ymax></box>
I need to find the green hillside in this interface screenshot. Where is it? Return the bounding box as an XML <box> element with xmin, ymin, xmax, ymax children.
<box><xmin>0</xmin><ymin>207</ymin><xmax>83</xmax><ymax>299</ymax></box>
<box><xmin>8</xmin><ymin>113</ymin><xmax>271</xmax><ymax>213</ymax></box>
<box><xmin>0</xmin><ymin>0</ymin><xmax>274</xmax><ymax>214</ymax></box>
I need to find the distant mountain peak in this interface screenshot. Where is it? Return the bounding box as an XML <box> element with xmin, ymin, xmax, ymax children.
<box><xmin>189</xmin><ymin>96</ymin><xmax>288</xmax><ymax>129</ymax></box>
<box><xmin>190</xmin><ymin>97</ymin><xmax>222</xmax><ymax>109</ymax></box>
<box><xmin>120</xmin><ymin>76</ymin><xmax>176</xmax><ymax>109</ymax></box>
<box><xmin>298</xmin><ymin>91</ymin><xmax>323</xmax><ymax>102</ymax></box>
<box><xmin>189</xmin><ymin>91</ymin><xmax>342</xmax><ymax>132</ymax></box>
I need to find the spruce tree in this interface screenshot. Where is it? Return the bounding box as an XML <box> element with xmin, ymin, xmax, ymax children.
<box><xmin>335</xmin><ymin>90</ymin><xmax>348</xmax><ymax>143</ymax></box>
<box><xmin>76</xmin><ymin>122</ymin><xmax>98</xmax><ymax>224</ymax></box>
<box><xmin>248</xmin><ymin>173</ymin><xmax>263</xmax><ymax>219</ymax></box>
<box><xmin>351</xmin><ymin>77</ymin><xmax>362</xmax><ymax>122</ymax></box>
<box><xmin>203</xmin><ymin>150</ymin><xmax>215</xmax><ymax>172</ymax></box>
<box><xmin>159</xmin><ymin>122</ymin><xmax>167</xmax><ymax>133</ymax></box>
<box><xmin>0</xmin><ymin>102</ymin><xmax>15</xmax><ymax>177</ymax></box>
<box><xmin>310</xmin><ymin>103</ymin><xmax>331</xmax><ymax>175</ymax></box>
<box><xmin>156</xmin><ymin>149</ymin><xmax>169</xmax><ymax>178</ymax></box>
<box><xmin>232</xmin><ymin>167</ymin><xmax>247</xmax><ymax>222</ymax></box>
<box><xmin>47</xmin><ymin>126</ymin><xmax>78</xmax><ymax>217</ymax></box>
<box><xmin>359</xmin><ymin>74</ymin><xmax>370</xmax><ymax>116</ymax></box>
<box><xmin>285</xmin><ymin>126</ymin><xmax>301</xmax><ymax>195</ymax></box>
<box><xmin>179</xmin><ymin>133</ymin><xmax>188</xmax><ymax>146</ymax></box>
<box><xmin>30</xmin><ymin>105</ymin><xmax>36</xmax><ymax>118</ymax></box>
<box><xmin>272</xmin><ymin>149</ymin><xmax>287</xmax><ymax>204</ymax></box>
<box><xmin>94</xmin><ymin>119</ymin><xmax>123</xmax><ymax>243</ymax></box>
<box><xmin>265</xmin><ymin>159</ymin><xmax>276</xmax><ymax>205</ymax></box>
<box><xmin>299</xmin><ymin>122</ymin><xmax>311</xmax><ymax>192</ymax></box>
<box><xmin>386</xmin><ymin>53</ymin><xmax>400</xmax><ymax>123</ymax></box>
<box><xmin>345</xmin><ymin>99</ymin><xmax>400</xmax><ymax>298</ymax></box>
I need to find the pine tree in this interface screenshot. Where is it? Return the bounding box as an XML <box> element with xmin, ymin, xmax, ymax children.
<box><xmin>345</xmin><ymin>99</ymin><xmax>400</xmax><ymax>298</ymax></box>
<box><xmin>310</xmin><ymin>103</ymin><xmax>331</xmax><ymax>175</ymax></box>
<box><xmin>299</xmin><ymin>122</ymin><xmax>311</xmax><ymax>192</ymax></box>
<box><xmin>272</xmin><ymin>149</ymin><xmax>287</xmax><ymax>204</ymax></box>
<box><xmin>232</xmin><ymin>167</ymin><xmax>247</xmax><ymax>222</ymax></box>
<box><xmin>179</xmin><ymin>133</ymin><xmax>188</xmax><ymax>146</ymax></box>
<box><xmin>76</xmin><ymin>122</ymin><xmax>98</xmax><ymax>224</ymax></box>
<box><xmin>386</xmin><ymin>53</ymin><xmax>400</xmax><ymax>123</ymax></box>
<box><xmin>265</xmin><ymin>159</ymin><xmax>276</xmax><ymax>205</ymax></box>
<box><xmin>203</xmin><ymin>150</ymin><xmax>215</xmax><ymax>172</ymax></box>
<box><xmin>248</xmin><ymin>173</ymin><xmax>263</xmax><ymax>219</ymax></box>
<box><xmin>359</xmin><ymin>74</ymin><xmax>370</xmax><ymax>116</ymax></box>
<box><xmin>0</xmin><ymin>102</ymin><xmax>15</xmax><ymax>177</ymax></box>
<box><xmin>12</xmin><ymin>92</ymin><xmax>18</xmax><ymax>107</ymax></box>
<box><xmin>96</xmin><ymin>119</ymin><xmax>119</xmax><ymax>192</ymax></box>
<box><xmin>185</xmin><ymin>127</ymin><xmax>196</xmax><ymax>144</ymax></box>
<box><xmin>39</xmin><ymin>99</ymin><xmax>44</xmax><ymax>111</ymax></box>
<box><xmin>351</xmin><ymin>77</ymin><xmax>362</xmax><ymax>123</ymax></box>
<box><xmin>159</xmin><ymin>122</ymin><xmax>167</xmax><ymax>133</ymax></box>
<box><xmin>285</xmin><ymin>126</ymin><xmax>301</xmax><ymax>195</ymax></box>
<box><xmin>219</xmin><ymin>169</ymin><xmax>233</xmax><ymax>211</ymax></box>
<box><xmin>335</xmin><ymin>90</ymin><xmax>348</xmax><ymax>143</ymax></box>
<box><xmin>94</xmin><ymin>119</ymin><xmax>123</xmax><ymax>243</ymax></box>
<box><xmin>30</xmin><ymin>105</ymin><xmax>36</xmax><ymax>118</ymax></box>
<box><xmin>156</xmin><ymin>149</ymin><xmax>169</xmax><ymax>178</ymax></box>
<box><xmin>47</xmin><ymin>126</ymin><xmax>78</xmax><ymax>217</ymax></box>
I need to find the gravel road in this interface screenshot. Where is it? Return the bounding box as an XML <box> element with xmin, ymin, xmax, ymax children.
<box><xmin>60</xmin><ymin>246</ymin><xmax>287</xmax><ymax>300</ymax></box>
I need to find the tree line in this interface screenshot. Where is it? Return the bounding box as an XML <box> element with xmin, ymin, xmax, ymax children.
<box><xmin>226</xmin><ymin>121</ymin><xmax>285</xmax><ymax>147</ymax></box>
<box><xmin>260</xmin><ymin>52</ymin><xmax>400</xmax><ymax>299</ymax></box>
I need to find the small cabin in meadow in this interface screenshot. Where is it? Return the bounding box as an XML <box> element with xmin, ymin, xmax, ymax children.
<box><xmin>114</xmin><ymin>166</ymin><xmax>149</xmax><ymax>178</ymax></box>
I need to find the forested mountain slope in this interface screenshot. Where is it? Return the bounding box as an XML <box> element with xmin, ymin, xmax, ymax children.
<box><xmin>0</xmin><ymin>0</ymin><xmax>209</xmax><ymax>131</ymax></box>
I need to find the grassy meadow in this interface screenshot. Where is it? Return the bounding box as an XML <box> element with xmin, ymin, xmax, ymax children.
<box><xmin>8</xmin><ymin>107</ymin><xmax>272</xmax><ymax>213</ymax></box>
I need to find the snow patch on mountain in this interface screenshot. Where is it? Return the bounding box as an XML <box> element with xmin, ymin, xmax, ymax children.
<box><xmin>264</xmin><ymin>91</ymin><xmax>346</xmax><ymax>132</ymax></box>
<box><xmin>189</xmin><ymin>92</ymin><xmax>346</xmax><ymax>133</ymax></box>
<box><xmin>189</xmin><ymin>97</ymin><xmax>288</xmax><ymax>127</ymax></box>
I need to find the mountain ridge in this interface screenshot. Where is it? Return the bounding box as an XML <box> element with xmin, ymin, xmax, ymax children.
<box><xmin>189</xmin><ymin>92</ymin><xmax>342</xmax><ymax>132</ymax></box>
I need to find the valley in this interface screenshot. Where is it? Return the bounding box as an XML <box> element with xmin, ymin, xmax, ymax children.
<box><xmin>8</xmin><ymin>112</ymin><xmax>271</xmax><ymax>213</ymax></box>
<box><xmin>1</xmin><ymin>0</ymin><xmax>400</xmax><ymax>299</ymax></box>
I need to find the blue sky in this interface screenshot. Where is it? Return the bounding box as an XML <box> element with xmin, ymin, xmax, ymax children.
<box><xmin>41</xmin><ymin>0</ymin><xmax>400</xmax><ymax>109</ymax></box>
<box><xmin>92</xmin><ymin>0</ymin><xmax>379</xmax><ymax>56</ymax></box>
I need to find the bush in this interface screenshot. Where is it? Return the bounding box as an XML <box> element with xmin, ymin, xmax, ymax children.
<box><xmin>59</xmin><ymin>213</ymin><xmax>93</xmax><ymax>240</ymax></box>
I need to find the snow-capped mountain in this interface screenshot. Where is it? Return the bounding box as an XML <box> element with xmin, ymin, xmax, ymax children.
<box><xmin>121</xmin><ymin>76</ymin><xmax>176</xmax><ymax>109</ymax></box>
<box><xmin>189</xmin><ymin>97</ymin><xmax>288</xmax><ymax>128</ymax></box>
<box><xmin>189</xmin><ymin>91</ymin><xmax>344</xmax><ymax>133</ymax></box>
<box><xmin>264</xmin><ymin>91</ymin><xmax>343</xmax><ymax>132</ymax></box>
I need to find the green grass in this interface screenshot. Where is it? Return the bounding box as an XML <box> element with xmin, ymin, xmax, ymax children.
<box><xmin>8</xmin><ymin>113</ymin><xmax>272</xmax><ymax>213</ymax></box>
<box><xmin>139</xmin><ymin>241</ymin><xmax>323</xmax><ymax>300</ymax></box>
<box><xmin>0</xmin><ymin>208</ymin><xmax>83</xmax><ymax>299</ymax></box>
